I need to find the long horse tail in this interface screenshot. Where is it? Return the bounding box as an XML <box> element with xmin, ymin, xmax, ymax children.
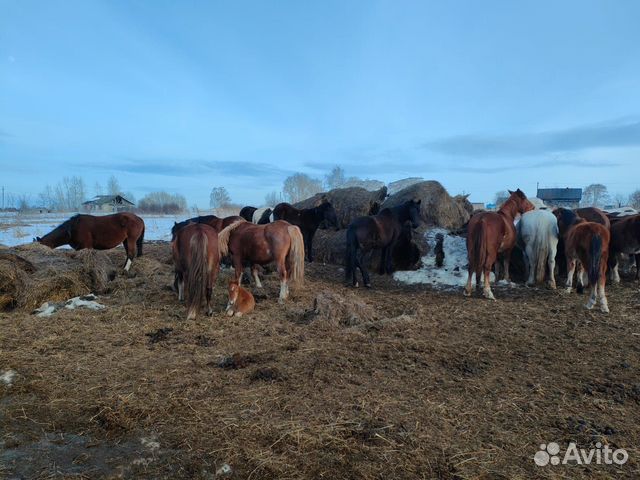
<box><xmin>287</xmin><ymin>225</ymin><xmax>305</xmax><ymax>286</ymax></box>
<box><xmin>533</xmin><ymin>227</ymin><xmax>549</xmax><ymax>283</ymax></box>
<box><xmin>218</xmin><ymin>220</ymin><xmax>245</xmax><ymax>257</ymax></box>
<box><xmin>345</xmin><ymin>225</ymin><xmax>358</xmax><ymax>282</ymax></box>
<box><xmin>469</xmin><ymin>220</ymin><xmax>488</xmax><ymax>278</ymax></box>
<box><xmin>588</xmin><ymin>234</ymin><xmax>603</xmax><ymax>286</ymax></box>
<box><xmin>186</xmin><ymin>231</ymin><xmax>209</xmax><ymax>319</ymax></box>
<box><xmin>136</xmin><ymin>223</ymin><xmax>145</xmax><ymax>257</ymax></box>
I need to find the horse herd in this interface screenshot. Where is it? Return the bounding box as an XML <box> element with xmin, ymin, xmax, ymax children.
<box><xmin>33</xmin><ymin>190</ymin><xmax>640</xmax><ymax>318</ymax></box>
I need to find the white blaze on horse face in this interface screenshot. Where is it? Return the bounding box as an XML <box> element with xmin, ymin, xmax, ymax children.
<box><xmin>124</xmin><ymin>258</ymin><xmax>132</xmax><ymax>271</ymax></box>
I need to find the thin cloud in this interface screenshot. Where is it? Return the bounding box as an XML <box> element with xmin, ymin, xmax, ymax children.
<box><xmin>424</xmin><ymin>119</ymin><xmax>640</xmax><ymax>157</ymax></box>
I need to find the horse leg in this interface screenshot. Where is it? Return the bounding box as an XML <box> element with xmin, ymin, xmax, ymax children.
<box><xmin>178</xmin><ymin>274</ymin><xmax>184</xmax><ymax>302</ymax></box>
<box><xmin>598</xmin><ymin>268</ymin><xmax>609</xmax><ymax>313</ymax></box>
<box><xmin>547</xmin><ymin>251</ymin><xmax>557</xmax><ymax>289</ymax></box>
<box><xmin>464</xmin><ymin>268</ymin><xmax>474</xmax><ymax>296</ymax></box>
<box><xmin>565</xmin><ymin>258</ymin><xmax>576</xmax><ymax>293</ymax></box>
<box><xmin>611</xmin><ymin>254</ymin><xmax>621</xmax><ymax>283</ymax></box>
<box><xmin>251</xmin><ymin>265</ymin><xmax>263</xmax><ymax>288</ymax></box>
<box><xmin>277</xmin><ymin>258</ymin><xmax>289</xmax><ymax>303</ymax></box>
<box><xmin>482</xmin><ymin>266</ymin><xmax>495</xmax><ymax>300</ymax></box>
<box><xmin>306</xmin><ymin>230</ymin><xmax>315</xmax><ymax>262</ymax></box>
<box><xmin>378</xmin><ymin>247</ymin><xmax>387</xmax><ymax>275</ymax></box>
<box><xmin>635</xmin><ymin>254</ymin><xmax>640</xmax><ymax>281</ymax></box>
<box><xmin>577</xmin><ymin>264</ymin><xmax>587</xmax><ymax>294</ymax></box>
<box><xmin>359</xmin><ymin>250</ymin><xmax>372</xmax><ymax>288</ymax></box>
<box><xmin>121</xmin><ymin>240</ymin><xmax>133</xmax><ymax>272</ymax></box>
<box><xmin>502</xmin><ymin>249</ymin><xmax>512</xmax><ymax>284</ymax></box>
<box><xmin>525</xmin><ymin>243</ymin><xmax>535</xmax><ymax>286</ymax></box>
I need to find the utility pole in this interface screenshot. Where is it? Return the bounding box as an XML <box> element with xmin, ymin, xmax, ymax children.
<box><xmin>1</xmin><ymin>186</ymin><xmax>4</xmax><ymax>211</ymax></box>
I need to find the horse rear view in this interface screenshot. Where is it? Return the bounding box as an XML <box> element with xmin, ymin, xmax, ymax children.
<box><xmin>517</xmin><ymin>209</ymin><xmax>559</xmax><ymax>288</ymax></box>
<box><xmin>172</xmin><ymin>223</ymin><xmax>220</xmax><ymax>319</ymax></box>
<box><xmin>465</xmin><ymin>189</ymin><xmax>534</xmax><ymax>299</ymax></box>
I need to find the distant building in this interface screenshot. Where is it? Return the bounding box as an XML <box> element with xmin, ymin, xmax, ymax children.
<box><xmin>82</xmin><ymin>195</ymin><xmax>135</xmax><ymax>213</ymax></box>
<box><xmin>471</xmin><ymin>202</ymin><xmax>486</xmax><ymax>211</ymax></box>
<box><xmin>536</xmin><ymin>188</ymin><xmax>582</xmax><ymax>208</ymax></box>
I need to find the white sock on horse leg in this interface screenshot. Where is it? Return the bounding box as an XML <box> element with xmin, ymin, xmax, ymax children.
<box><xmin>124</xmin><ymin>258</ymin><xmax>132</xmax><ymax>271</ymax></box>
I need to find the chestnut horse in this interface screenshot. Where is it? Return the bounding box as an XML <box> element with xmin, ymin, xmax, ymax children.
<box><xmin>218</xmin><ymin>220</ymin><xmax>304</xmax><ymax>302</ymax></box>
<box><xmin>609</xmin><ymin>214</ymin><xmax>640</xmax><ymax>283</ymax></box>
<box><xmin>171</xmin><ymin>214</ymin><xmax>243</xmax><ymax>240</ymax></box>
<box><xmin>272</xmin><ymin>200</ymin><xmax>339</xmax><ymax>262</ymax></box>
<box><xmin>172</xmin><ymin>223</ymin><xmax>220</xmax><ymax>320</ymax></box>
<box><xmin>345</xmin><ymin>199</ymin><xmax>421</xmax><ymax>288</ymax></box>
<box><xmin>465</xmin><ymin>189</ymin><xmax>534</xmax><ymax>299</ymax></box>
<box><xmin>36</xmin><ymin>213</ymin><xmax>145</xmax><ymax>271</ymax></box>
<box><xmin>557</xmin><ymin>207</ymin><xmax>610</xmax><ymax>277</ymax></box>
<box><xmin>554</xmin><ymin>208</ymin><xmax>610</xmax><ymax>312</ymax></box>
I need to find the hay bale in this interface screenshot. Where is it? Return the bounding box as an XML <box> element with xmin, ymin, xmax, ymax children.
<box><xmin>382</xmin><ymin>181</ymin><xmax>471</xmax><ymax>230</ymax></box>
<box><xmin>0</xmin><ymin>246</ymin><xmax>116</xmax><ymax>312</ymax></box>
<box><xmin>304</xmin><ymin>291</ymin><xmax>378</xmax><ymax>327</ymax></box>
<box><xmin>294</xmin><ymin>186</ymin><xmax>388</xmax><ymax>229</ymax></box>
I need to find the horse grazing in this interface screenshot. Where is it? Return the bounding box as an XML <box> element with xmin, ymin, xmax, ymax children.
<box><xmin>36</xmin><ymin>213</ymin><xmax>145</xmax><ymax>271</ymax></box>
<box><xmin>171</xmin><ymin>215</ymin><xmax>243</xmax><ymax>240</ymax></box>
<box><xmin>239</xmin><ymin>206</ymin><xmax>257</xmax><ymax>222</ymax></box>
<box><xmin>609</xmin><ymin>214</ymin><xmax>640</xmax><ymax>282</ymax></box>
<box><xmin>553</xmin><ymin>208</ymin><xmax>610</xmax><ymax>312</ymax></box>
<box><xmin>345</xmin><ymin>199</ymin><xmax>421</xmax><ymax>288</ymax></box>
<box><xmin>465</xmin><ymin>189</ymin><xmax>534</xmax><ymax>299</ymax></box>
<box><xmin>272</xmin><ymin>200</ymin><xmax>339</xmax><ymax>261</ymax></box>
<box><xmin>226</xmin><ymin>280</ymin><xmax>255</xmax><ymax>317</ymax></box>
<box><xmin>172</xmin><ymin>223</ymin><xmax>220</xmax><ymax>320</ymax></box>
<box><xmin>517</xmin><ymin>209</ymin><xmax>559</xmax><ymax>288</ymax></box>
<box><xmin>218</xmin><ymin>220</ymin><xmax>304</xmax><ymax>302</ymax></box>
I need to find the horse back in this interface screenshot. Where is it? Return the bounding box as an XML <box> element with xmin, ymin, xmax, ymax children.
<box><xmin>468</xmin><ymin>211</ymin><xmax>514</xmax><ymax>251</ymax></box>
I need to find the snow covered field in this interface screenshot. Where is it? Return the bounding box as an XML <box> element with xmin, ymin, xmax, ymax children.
<box><xmin>0</xmin><ymin>212</ymin><xmax>192</xmax><ymax>247</ymax></box>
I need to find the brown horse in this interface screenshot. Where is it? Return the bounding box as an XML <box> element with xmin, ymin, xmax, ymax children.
<box><xmin>575</xmin><ymin>207</ymin><xmax>611</xmax><ymax>229</ymax></box>
<box><xmin>218</xmin><ymin>220</ymin><xmax>304</xmax><ymax>302</ymax></box>
<box><xmin>609</xmin><ymin>214</ymin><xmax>640</xmax><ymax>282</ymax></box>
<box><xmin>272</xmin><ymin>199</ymin><xmax>339</xmax><ymax>262</ymax></box>
<box><xmin>465</xmin><ymin>189</ymin><xmax>534</xmax><ymax>299</ymax></box>
<box><xmin>172</xmin><ymin>223</ymin><xmax>220</xmax><ymax>320</ymax></box>
<box><xmin>36</xmin><ymin>213</ymin><xmax>145</xmax><ymax>271</ymax></box>
<box><xmin>554</xmin><ymin>208</ymin><xmax>610</xmax><ymax>312</ymax></box>
<box><xmin>171</xmin><ymin>214</ymin><xmax>243</xmax><ymax>240</ymax></box>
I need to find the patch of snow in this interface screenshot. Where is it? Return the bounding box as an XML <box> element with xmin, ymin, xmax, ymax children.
<box><xmin>140</xmin><ymin>436</ymin><xmax>160</xmax><ymax>451</ymax></box>
<box><xmin>394</xmin><ymin>228</ymin><xmax>496</xmax><ymax>288</ymax></box>
<box><xmin>216</xmin><ymin>463</ymin><xmax>233</xmax><ymax>477</ymax></box>
<box><xmin>34</xmin><ymin>294</ymin><xmax>105</xmax><ymax>317</ymax></box>
<box><xmin>1</xmin><ymin>369</ymin><xmax>17</xmax><ymax>386</ymax></box>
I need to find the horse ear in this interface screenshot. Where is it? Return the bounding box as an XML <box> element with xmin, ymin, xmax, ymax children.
<box><xmin>508</xmin><ymin>190</ymin><xmax>514</xmax><ymax>195</ymax></box>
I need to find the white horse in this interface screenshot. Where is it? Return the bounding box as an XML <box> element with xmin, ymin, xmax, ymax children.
<box><xmin>252</xmin><ymin>207</ymin><xmax>274</xmax><ymax>224</ymax></box>
<box><xmin>517</xmin><ymin>209</ymin><xmax>559</xmax><ymax>288</ymax></box>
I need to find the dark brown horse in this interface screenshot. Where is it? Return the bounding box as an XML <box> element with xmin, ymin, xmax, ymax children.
<box><xmin>272</xmin><ymin>200</ymin><xmax>339</xmax><ymax>262</ymax></box>
<box><xmin>218</xmin><ymin>220</ymin><xmax>304</xmax><ymax>302</ymax></box>
<box><xmin>171</xmin><ymin>214</ymin><xmax>243</xmax><ymax>240</ymax></box>
<box><xmin>239</xmin><ymin>206</ymin><xmax>257</xmax><ymax>222</ymax></box>
<box><xmin>465</xmin><ymin>189</ymin><xmax>534</xmax><ymax>299</ymax></box>
<box><xmin>609</xmin><ymin>214</ymin><xmax>640</xmax><ymax>282</ymax></box>
<box><xmin>345</xmin><ymin>199</ymin><xmax>421</xmax><ymax>288</ymax></box>
<box><xmin>172</xmin><ymin>223</ymin><xmax>220</xmax><ymax>320</ymax></box>
<box><xmin>36</xmin><ymin>213</ymin><xmax>145</xmax><ymax>271</ymax></box>
<box><xmin>554</xmin><ymin>208</ymin><xmax>610</xmax><ymax>312</ymax></box>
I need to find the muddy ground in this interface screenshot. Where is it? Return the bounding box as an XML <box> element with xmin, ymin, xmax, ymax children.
<box><xmin>1</xmin><ymin>242</ymin><xmax>639</xmax><ymax>479</ymax></box>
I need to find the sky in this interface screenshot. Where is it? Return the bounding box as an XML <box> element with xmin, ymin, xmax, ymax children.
<box><xmin>1</xmin><ymin>0</ymin><xmax>640</xmax><ymax>207</ymax></box>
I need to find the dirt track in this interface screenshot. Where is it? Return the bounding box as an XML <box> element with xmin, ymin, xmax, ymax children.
<box><xmin>1</xmin><ymin>243</ymin><xmax>640</xmax><ymax>479</ymax></box>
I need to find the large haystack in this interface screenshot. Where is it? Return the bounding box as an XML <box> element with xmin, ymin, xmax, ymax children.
<box><xmin>0</xmin><ymin>244</ymin><xmax>116</xmax><ymax>311</ymax></box>
<box><xmin>293</xmin><ymin>186</ymin><xmax>388</xmax><ymax>229</ymax></box>
<box><xmin>382</xmin><ymin>181</ymin><xmax>471</xmax><ymax>230</ymax></box>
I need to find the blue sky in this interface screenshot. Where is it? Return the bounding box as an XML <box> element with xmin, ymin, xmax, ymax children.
<box><xmin>1</xmin><ymin>0</ymin><xmax>640</xmax><ymax>207</ymax></box>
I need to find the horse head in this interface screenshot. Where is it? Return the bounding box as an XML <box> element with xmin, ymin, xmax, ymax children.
<box><xmin>320</xmin><ymin>202</ymin><xmax>339</xmax><ymax>230</ymax></box>
<box><xmin>508</xmin><ymin>189</ymin><xmax>535</xmax><ymax>214</ymax></box>
<box><xmin>407</xmin><ymin>198</ymin><xmax>422</xmax><ymax>228</ymax></box>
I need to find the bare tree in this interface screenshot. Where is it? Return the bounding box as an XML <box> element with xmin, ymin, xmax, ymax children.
<box><xmin>138</xmin><ymin>191</ymin><xmax>187</xmax><ymax>214</ymax></box>
<box><xmin>612</xmin><ymin>193</ymin><xmax>628</xmax><ymax>208</ymax></box>
<box><xmin>264</xmin><ymin>191</ymin><xmax>281</xmax><ymax>206</ymax></box>
<box><xmin>629</xmin><ymin>190</ymin><xmax>640</xmax><ymax>210</ymax></box>
<box><xmin>325</xmin><ymin>166</ymin><xmax>346</xmax><ymax>190</ymax></box>
<box><xmin>581</xmin><ymin>183</ymin><xmax>609</xmax><ymax>207</ymax></box>
<box><xmin>282</xmin><ymin>173</ymin><xmax>323</xmax><ymax>203</ymax></box>
<box><xmin>107</xmin><ymin>175</ymin><xmax>121</xmax><ymax>196</ymax></box>
<box><xmin>94</xmin><ymin>181</ymin><xmax>103</xmax><ymax>196</ymax></box>
<box><xmin>209</xmin><ymin>187</ymin><xmax>232</xmax><ymax>209</ymax></box>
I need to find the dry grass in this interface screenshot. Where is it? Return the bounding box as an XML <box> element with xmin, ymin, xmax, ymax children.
<box><xmin>1</xmin><ymin>243</ymin><xmax>640</xmax><ymax>479</ymax></box>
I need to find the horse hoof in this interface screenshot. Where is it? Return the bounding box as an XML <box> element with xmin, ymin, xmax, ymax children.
<box><xmin>463</xmin><ymin>289</ymin><xmax>471</xmax><ymax>297</ymax></box>
<box><xmin>601</xmin><ymin>305</ymin><xmax>610</xmax><ymax>314</ymax></box>
<box><xmin>226</xmin><ymin>310</ymin><xmax>234</xmax><ymax>317</ymax></box>
<box><xmin>584</xmin><ymin>302</ymin><xmax>595</xmax><ymax>310</ymax></box>
<box><xmin>236</xmin><ymin>312</ymin><xmax>243</xmax><ymax>317</ymax></box>
<box><xmin>353</xmin><ymin>282</ymin><xmax>359</xmax><ymax>288</ymax></box>
<box><xmin>564</xmin><ymin>287</ymin><xmax>572</xmax><ymax>294</ymax></box>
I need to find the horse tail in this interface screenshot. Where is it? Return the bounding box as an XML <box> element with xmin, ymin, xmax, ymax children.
<box><xmin>287</xmin><ymin>225</ymin><xmax>305</xmax><ymax>286</ymax></box>
<box><xmin>136</xmin><ymin>223</ymin><xmax>145</xmax><ymax>257</ymax></box>
<box><xmin>469</xmin><ymin>220</ymin><xmax>487</xmax><ymax>278</ymax></box>
<box><xmin>589</xmin><ymin>233</ymin><xmax>603</xmax><ymax>286</ymax></box>
<box><xmin>186</xmin><ymin>231</ymin><xmax>209</xmax><ymax>319</ymax></box>
<box><xmin>218</xmin><ymin>220</ymin><xmax>245</xmax><ymax>257</ymax></box>
<box><xmin>533</xmin><ymin>227</ymin><xmax>549</xmax><ymax>283</ymax></box>
<box><xmin>345</xmin><ymin>225</ymin><xmax>358</xmax><ymax>282</ymax></box>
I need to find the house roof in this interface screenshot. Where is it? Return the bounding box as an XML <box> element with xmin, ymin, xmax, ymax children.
<box><xmin>536</xmin><ymin>188</ymin><xmax>582</xmax><ymax>201</ymax></box>
<box><xmin>82</xmin><ymin>195</ymin><xmax>135</xmax><ymax>206</ymax></box>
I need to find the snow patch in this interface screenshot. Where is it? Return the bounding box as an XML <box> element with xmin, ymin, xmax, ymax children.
<box><xmin>1</xmin><ymin>369</ymin><xmax>17</xmax><ymax>386</ymax></box>
<box><xmin>34</xmin><ymin>294</ymin><xmax>106</xmax><ymax>317</ymax></box>
<box><xmin>394</xmin><ymin>228</ymin><xmax>495</xmax><ymax>288</ymax></box>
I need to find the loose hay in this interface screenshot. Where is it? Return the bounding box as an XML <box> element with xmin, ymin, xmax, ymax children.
<box><xmin>0</xmin><ymin>245</ymin><xmax>116</xmax><ymax>312</ymax></box>
<box><xmin>304</xmin><ymin>290</ymin><xmax>378</xmax><ymax>326</ymax></box>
